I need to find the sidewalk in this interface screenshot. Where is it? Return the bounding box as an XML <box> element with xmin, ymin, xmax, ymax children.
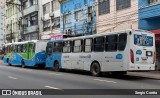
<box><xmin>128</xmin><ymin>71</ymin><xmax>160</xmax><ymax>80</ymax></box>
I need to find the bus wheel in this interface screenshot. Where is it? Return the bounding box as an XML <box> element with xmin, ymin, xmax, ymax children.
<box><xmin>91</xmin><ymin>62</ymin><xmax>101</xmax><ymax>76</ymax></box>
<box><xmin>22</xmin><ymin>60</ymin><xmax>26</xmax><ymax>68</ymax></box>
<box><xmin>53</xmin><ymin>61</ymin><xmax>59</xmax><ymax>72</ymax></box>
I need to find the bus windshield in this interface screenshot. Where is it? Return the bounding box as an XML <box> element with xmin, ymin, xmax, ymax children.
<box><xmin>134</xmin><ymin>34</ymin><xmax>153</xmax><ymax>46</ymax></box>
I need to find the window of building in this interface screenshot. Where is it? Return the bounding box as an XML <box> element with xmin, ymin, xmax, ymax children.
<box><xmin>65</xmin><ymin>14</ymin><xmax>70</xmax><ymax>24</ymax></box>
<box><xmin>51</xmin><ymin>0</ymin><xmax>60</xmax><ymax>11</ymax></box>
<box><xmin>30</xmin><ymin>0</ymin><xmax>38</xmax><ymax>6</ymax></box>
<box><xmin>51</xmin><ymin>17</ymin><xmax>60</xmax><ymax>29</ymax></box>
<box><xmin>73</xmin><ymin>40</ymin><xmax>83</xmax><ymax>52</ymax></box>
<box><xmin>53</xmin><ymin>42</ymin><xmax>63</xmax><ymax>53</ymax></box>
<box><xmin>43</xmin><ymin>3</ymin><xmax>50</xmax><ymax>15</ymax></box>
<box><xmin>105</xmin><ymin>35</ymin><xmax>118</xmax><ymax>51</ymax></box>
<box><xmin>94</xmin><ymin>37</ymin><xmax>104</xmax><ymax>52</ymax></box>
<box><xmin>118</xmin><ymin>33</ymin><xmax>127</xmax><ymax>51</ymax></box>
<box><xmin>43</xmin><ymin>20</ymin><xmax>50</xmax><ymax>31</ymax></box>
<box><xmin>30</xmin><ymin>14</ymin><xmax>38</xmax><ymax>26</ymax></box>
<box><xmin>84</xmin><ymin>38</ymin><xmax>93</xmax><ymax>52</ymax></box>
<box><xmin>63</xmin><ymin>41</ymin><xmax>72</xmax><ymax>53</ymax></box>
<box><xmin>116</xmin><ymin>0</ymin><xmax>131</xmax><ymax>10</ymax></box>
<box><xmin>75</xmin><ymin>10</ymin><xmax>83</xmax><ymax>21</ymax></box>
<box><xmin>98</xmin><ymin>0</ymin><xmax>110</xmax><ymax>15</ymax></box>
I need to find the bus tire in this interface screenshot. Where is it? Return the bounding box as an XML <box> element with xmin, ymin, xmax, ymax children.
<box><xmin>90</xmin><ymin>62</ymin><xmax>101</xmax><ymax>76</ymax></box>
<box><xmin>53</xmin><ymin>61</ymin><xmax>59</xmax><ymax>72</ymax></box>
<box><xmin>22</xmin><ymin>60</ymin><xmax>26</xmax><ymax>68</ymax></box>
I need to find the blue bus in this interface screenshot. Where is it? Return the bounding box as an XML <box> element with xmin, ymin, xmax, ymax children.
<box><xmin>3</xmin><ymin>40</ymin><xmax>48</xmax><ymax>68</ymax></box>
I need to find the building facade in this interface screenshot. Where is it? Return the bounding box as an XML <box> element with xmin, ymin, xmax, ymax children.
<box><xmin>4</xmin><ymin>0</ymin><xmax>19</xmax><ymax>43</ymax></box>
<box><xmin>96</xmin><ymin>0</ymin><xmax>138</xmax><ymax>33</ymax></box>
<box><xmin>60</xmin><ymin>0</ymin><xmax>96</xmax><ymax>36</ymax></box>
<box><xmin>0</xmin><ymin>0</ymin><xmax>4</xmax><ymax>47</ymax></box>
<box><xmin>139</xmin><ymin>0</ymin><xmax>160</xmax><ymax>70</ymax></box>
<box><xmin>40</xmin><ymin>0</ymin><xmax>61</xmax><ymax>40</ymax></box>
<box><xmin>18</xmin><ymin>0</ymin><xmax>40</xmax><ymax>41</ymax></box>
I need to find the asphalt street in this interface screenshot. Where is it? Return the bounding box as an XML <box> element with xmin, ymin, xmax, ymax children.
<box><xmin>0</xmin><ymin>62</ymin><xmax>159</xmax><ymax>98</ymax></box>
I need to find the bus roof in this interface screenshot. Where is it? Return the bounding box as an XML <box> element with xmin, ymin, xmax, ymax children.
<box><xmin>62</xmin><ymin>29</ymin><xmax>153</xmax><ymax>41</ymax></box>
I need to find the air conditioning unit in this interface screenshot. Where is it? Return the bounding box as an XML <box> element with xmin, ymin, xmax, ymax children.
<box><xmin>49</xmin><ymin>12</ymin><xmax>54</xmax><ymax>17</ymax></box>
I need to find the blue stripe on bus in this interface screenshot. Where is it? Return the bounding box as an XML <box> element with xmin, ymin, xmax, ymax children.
<box><xmin>6</xmin><ymin>52</ymin><xmax>46</xmax><ymax>67</ymax></box>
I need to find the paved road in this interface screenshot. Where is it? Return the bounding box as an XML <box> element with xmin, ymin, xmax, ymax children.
<box><xmin>0</xmin><ymin>63</ymin><xmax>159</xmax><ymax>98</ymax></box>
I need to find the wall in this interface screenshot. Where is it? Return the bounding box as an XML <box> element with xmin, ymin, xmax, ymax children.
<box><xmin>139</xmin><ymin>0</ymin><xmax>160</xmax><ymax>30</ymax></box>
<box><xmin>60</xmin><ymin>0</ymin><xmax>96</xmax><ymax>35</ymax></box>
<box><xmin>96</xmin><ymin>0</ymin><xmax>138</xmax><ymax>33</ymax></box>
<box><xmin>40</xmin><ymin>0</ymin><xmax>61</xmax><ymax>40</ymax></box>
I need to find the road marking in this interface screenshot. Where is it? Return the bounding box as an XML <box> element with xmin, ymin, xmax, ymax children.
<box><xmin>25</xmin><ymin>69</ymin><xmax>33</xmax><ymax>72</ymax></box>
<box><xmin>45</xmin><ymin>86</ymin><xmax>63</xmax><ymax>91</ymax></box>
<box><xmin>48</xmin><ymin>73</ymin><xmax>62</xmax><ymax>75</ymax></box>
<box><xmin>8</xmin><ymin>76</ymin><xmax>17</xmax><ymax>80</ymax></box>
<box><xmin>94</xmin><ymin>79</ymin><xmax>117</xmax><ymax>83</ymax></box>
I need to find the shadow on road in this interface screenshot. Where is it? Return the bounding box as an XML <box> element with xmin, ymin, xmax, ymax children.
<box><xmin>1</xmin><ymin>63</ymin><xmax>158</xmax><ymax>81</ymax></box>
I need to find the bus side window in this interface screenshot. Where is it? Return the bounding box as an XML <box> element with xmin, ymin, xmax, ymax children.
<box><xmin>53</xmin><ymin>42</ymin><xmax>63</xmax><ymax>53</ymax></box>
<box><xmin>118</xmin><ymin>33</ymin><xmax>127</xmax><ymax>51</ymax></box>
<box><xmin>84</xmin><ymin>38</ymin><xmax>93</xmax><ymax>52</ymax></box>
<box><xmin>105</xmin><ymin>35</ymin><xmax>118</xmax><ymax>51</ymax></box>
<box><xmin>94</xmin><ymin>37</ymin><xmax>104</xmax><ymax>52</ymax></box>
<box><xmin>18</xmin><ymin>45</ymin><xmax>22</xmax><ymax>53</ymax></box>
<box><xmin>63</xmin><ymin>41</ymin><xmax>71</xmax><ymax>53</ymax></box>
<box><xmin>15</xmin><ymin>45</ymin><xmax>18</xmax><ymax>52</ymax></box>
<box><xmin>73</xmin><ymin>40</ymin><xmax>82</xmax><ymax>53</ymax></box>
<box><xmin>22</xmin><ymin>44</ymin><xmax>27</xmax><ymax>53</ymax></box>
<box><xmin>33</xmin><ymin>43</ymin><xmax>35</xmax><ymax>53</ymax></box>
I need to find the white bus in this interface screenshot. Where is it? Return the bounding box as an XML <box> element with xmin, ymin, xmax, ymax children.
<box><xmin>46</xmin><ymin>29</ymin><xmax>155</xmax><ymax>76</ymax></box>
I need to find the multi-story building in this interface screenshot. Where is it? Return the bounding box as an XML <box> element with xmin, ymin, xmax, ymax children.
<box><xmin>60</xmin><ymin>0</ymin><xmax>96</xmax><ymax>36</ymax></box>
<box><xmin>139</xmin><ymin>0</ymin><xmax>160</xmax><ymax>70</ymax></box>
<box><xmin>18</xmin><ymin>0</ymin><xmax>39</xmax><ymax>41</ymax></box>
<box><xmin>0</xmin><ymin>0</ymin><xmax>4</xmax><ymax>47</ymax></box>
<box><xmin>139</xmin><ymin>0</ymin><xmax>160</xmax><ymax>35</ymax></box>
<box><xmin>96</xmin><ymin>0</ymin><xmax>138</xmax><ymax>33</ymax></box>
<box><xmin>40</xmin><ymin>0</ymin><xmax>61</xmax><ymax>40</ymax></box>
<box><xmin>4</xmin><ymin>0</ymin><xmax>19</xmax><ymax>43</ymax></box>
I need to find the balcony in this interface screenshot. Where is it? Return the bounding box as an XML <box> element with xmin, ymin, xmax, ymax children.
<box><xmin>139</xmin><ymin>3</ymin><xmax>160</xmax><ymax>19</ymax></box>
<box><xmin>23</xmin><ymin>5</ymin><xmax>39</xmax><ymax>16</ymax></box>
<box><xmin>23</xmin><ymin>25</ymin><xmax>39</xmax><ymax>34</ymax></box>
